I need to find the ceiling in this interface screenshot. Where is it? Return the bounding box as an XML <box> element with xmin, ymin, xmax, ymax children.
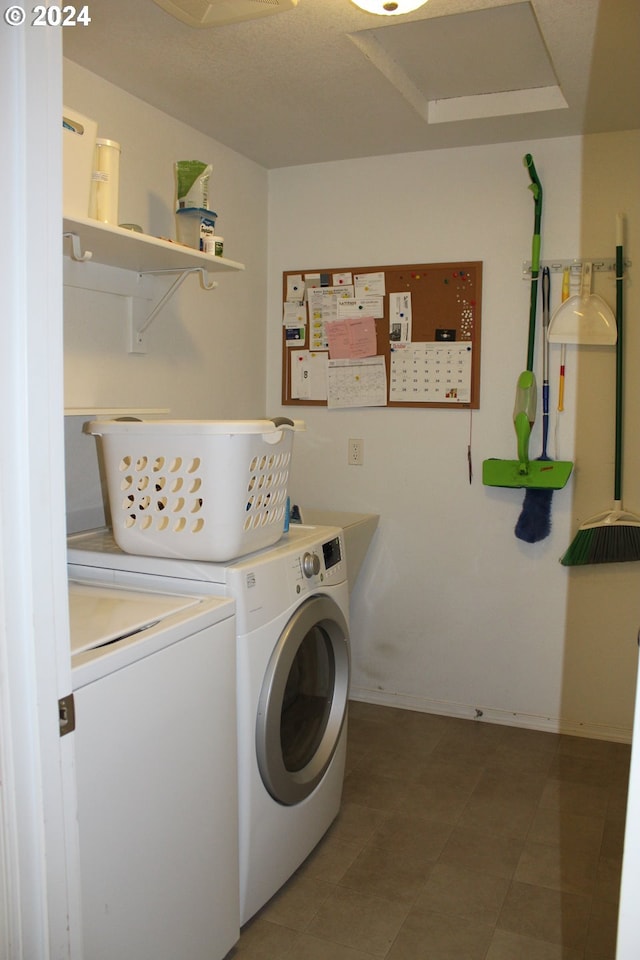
<box><xmin>63</xmin><ymin>0</ymin><xmax>640</xmax><ymax>169</ymax></box>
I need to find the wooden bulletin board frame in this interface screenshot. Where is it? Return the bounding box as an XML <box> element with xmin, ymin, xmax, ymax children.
<box><xmin>281</xmin><ymin>261</ymin><xmax>482</xmax><ymax>409</ymax></box>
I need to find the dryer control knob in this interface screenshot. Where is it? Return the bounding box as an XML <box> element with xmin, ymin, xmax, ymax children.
<box><xmin>302</xmin><ymin>551</ymin><xmax>321</xmax><ymax>578</ymax></box>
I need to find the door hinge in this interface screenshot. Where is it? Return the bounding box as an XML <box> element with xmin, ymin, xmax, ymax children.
<box><xmin>59</xmin><ymin>693</ymin><xmax>76</xmax><ymax>737</ymax></box>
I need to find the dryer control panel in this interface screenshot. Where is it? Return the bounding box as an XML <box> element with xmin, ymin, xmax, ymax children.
<box><xmin>321</xmin><ymin>534</ymin><xmax>343</xmax><ymax>573</ymax></box>
<box><xmin>301</xmin><ymin>533</ymin><xmax>342</xmax><ymax>580</ymax></box>
<box><xmin>296</xmin><ymin>533</ymin><xmax>345</xmax><ymax>589</ymax></box>
<box><xmin>223</xmin><ymin>525</ymin><xmax>348</xmax><ymax>634</ymax></box>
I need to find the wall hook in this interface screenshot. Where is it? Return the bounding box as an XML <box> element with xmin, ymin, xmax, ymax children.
<box><xmin>198</xmin><ymin>268</ymin><xmax>218</xmax><ymax>291</ymax></box>
<box><xmin>63</xmin><ymin>231</ymin><xmax>92</xmax><ymax>262</ymax></box>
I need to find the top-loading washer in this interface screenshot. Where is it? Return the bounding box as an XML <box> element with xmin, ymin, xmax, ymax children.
<box><xmin>68</xmin><ymin>524</ymin><xmax>351</xmax><ymax>925</ymax></box>
<box><xmin>68</xmin><ymin>577</ymin><xmax>238</xmax><ymax>960</ymax></box>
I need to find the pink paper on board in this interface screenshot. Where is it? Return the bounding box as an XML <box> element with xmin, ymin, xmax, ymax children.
<box><xmin>326</xmin><ymin>317</ymin><xmax>377</xmax><ymax>359</ymax></box>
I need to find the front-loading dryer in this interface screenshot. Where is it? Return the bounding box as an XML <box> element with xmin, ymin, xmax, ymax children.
<box><xmin>68</xmin><ymin>524</ymin><xmax>350</xmax><ymax>925</ymax></box>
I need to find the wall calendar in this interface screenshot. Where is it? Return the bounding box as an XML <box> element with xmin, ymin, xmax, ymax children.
<box><xmin>389</xmin><ymin>342</ymin><xmax>473</xmax><ymax>404</ymax></box>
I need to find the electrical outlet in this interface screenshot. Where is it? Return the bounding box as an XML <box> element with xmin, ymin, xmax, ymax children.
<box><xmin>348</xmin><ymin>438</ymin><xmax>364</xmax><ymax>466</ymax></box>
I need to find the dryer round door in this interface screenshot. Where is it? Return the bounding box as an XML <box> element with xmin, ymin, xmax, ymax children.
<box><xmin>256</xmin><ymin>594</ymin><xmax>350</xmax><ymax>806</ymax></box>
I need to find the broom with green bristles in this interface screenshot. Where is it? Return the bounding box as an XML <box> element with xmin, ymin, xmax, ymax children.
<box><xmin>561</xmin><ymin>214</ymin><xmax>640</xmax><ymax>565</ymax></box>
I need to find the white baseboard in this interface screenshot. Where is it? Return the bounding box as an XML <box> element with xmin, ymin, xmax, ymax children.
<box><xmin>348</xmin><ymin>686</ymin><xmax>632</xmax><ymax>744</ymax></box>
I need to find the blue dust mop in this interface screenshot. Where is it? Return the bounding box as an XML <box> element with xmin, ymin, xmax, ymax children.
<box><xmin>515</xmin><ymin>266</ymin><xmax>554</xmax><ymax>542</ymax></box>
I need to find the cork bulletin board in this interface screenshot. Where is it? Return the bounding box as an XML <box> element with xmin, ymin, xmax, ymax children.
<box><xmin>281</xmin><ymin>261</ymin><xmax>482</xmax><ymax>409</ymax></box>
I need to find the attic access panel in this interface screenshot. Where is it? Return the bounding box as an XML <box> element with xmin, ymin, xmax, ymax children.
<box><xmin>350</xmin><ymin>2</ymin><xmax>566</xmax><ymax>123</ymax></box>
<box><xmin>151</xmin><ymin>0</ymin><xmax>298</xmax><ymax>29</ymax></box>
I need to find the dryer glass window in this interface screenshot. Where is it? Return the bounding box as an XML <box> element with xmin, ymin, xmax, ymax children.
<box><xmin>256</xmin><ymin>594</ymin><xmax>349</xmax><ymax>806</ymax></box>
<box><xmin>280</xmin><ymin>625</ymin><xmax>335</xmax><ymax>772</ymax></box>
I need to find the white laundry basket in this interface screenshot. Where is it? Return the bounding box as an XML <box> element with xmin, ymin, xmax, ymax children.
<box><xmin>85</xmin><ymin>418</ymin><xmax>304</xmax><ymax>561</ymax></box>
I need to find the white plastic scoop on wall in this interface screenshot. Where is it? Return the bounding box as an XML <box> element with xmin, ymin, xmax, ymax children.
<box><xmin>548</xmin><ymin>261</ymin><xmax>616</xmax><ymax>345</ymax></box>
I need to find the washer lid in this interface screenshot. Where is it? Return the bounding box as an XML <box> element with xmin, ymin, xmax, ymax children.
<box><xmin>68</xmin><ymin>580</ymin><xmax>201</xmax><ymax>655</ymax></box>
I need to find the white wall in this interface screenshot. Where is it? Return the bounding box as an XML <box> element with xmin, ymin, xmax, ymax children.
<box><xmin>267</xmin><ymin>134</ymin><xmax>640</xmax><ymax>740</ymax></box>
<box><xmin>63</xmin><ymin>58</ymin><xmax>269</xmax><ymax>419</ymax></box>
<box><xmin>63</xmin><ymin>60</ymin><xmax>270</xmax><ymax>528</ymax></box>
<box><xmin>61</xmin><ymin>58</ymin><xmax>639</xmax><ymax>740</ymax></box>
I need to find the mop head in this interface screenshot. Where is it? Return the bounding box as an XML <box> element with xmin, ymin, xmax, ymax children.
<box><xmin>482</xmin><ymin>458</ymin><xmax>572</xmax><ymax>490</ymax></box>
<box><xmin>561</xmin><ymin>506</ymin><xmax>640</xmax><ymax>565</ymax></box>
<box><xmin>515</xmin><ymin>486</ymin><xmax>552</xmax><ymax>543</ymax></box>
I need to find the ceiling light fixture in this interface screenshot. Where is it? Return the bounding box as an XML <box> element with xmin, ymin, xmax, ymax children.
<box><xmin>350</xmin><ymin>0</ymin><xmax>429</xmax><ymax>15</ymax></box>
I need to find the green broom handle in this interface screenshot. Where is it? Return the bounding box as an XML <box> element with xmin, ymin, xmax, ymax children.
<box><xmin>615</xmin><ymin>214</ymin><xmax>624</xmax><ymax>502</ymax></box>
<box><xmin>524</xmin><ymin>154</ymin><xmax>543</xmax><ymax>372</ymax></box>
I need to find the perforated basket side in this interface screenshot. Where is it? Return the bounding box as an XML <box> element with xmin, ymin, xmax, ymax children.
<box><xmin>243</xmin><ymin>444</ymin><xmax>291</xmax><ymax>534</ymax></box>
<box><xmin>97</xmin><ymin>428</ymin><xmax>295</xmax><ymax>560</ymax></box>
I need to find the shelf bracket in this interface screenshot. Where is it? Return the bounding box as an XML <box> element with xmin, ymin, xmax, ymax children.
<box><xmin>128</xmin><ymin>267</ymin><xmax>218</xmax><ymax>354</ymax></box>
<box><xmin>63</xmin><ymin>231</ymin><xmax>93</xmax><ymax>262</ymax></box>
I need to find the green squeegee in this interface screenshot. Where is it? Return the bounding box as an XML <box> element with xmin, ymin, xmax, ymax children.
<box><xmin>483</xmin><ymin>154</ymin><xmax>572</xmax><ymax>492</ymax></box>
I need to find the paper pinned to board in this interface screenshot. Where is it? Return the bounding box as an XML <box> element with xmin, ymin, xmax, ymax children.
<box><xmin>327</xmin><ymin>356</ymin><xmax>387</xmax><ymax>409</ymax></box>
<box><xmin>389</xmin><ymin>292</ymin><xmax>412</xmax><ymax>343</ymax></box>
<box><xmin>283</xmin><ymin>300</ymin><xmax>305</xmax><ymax>326</ymax></box>
<box><xmin>354</xmin><ymin>272</ymin><xmax>386</xmax><ymax>297</ymax></box>
<box><xmin>325</xmin><ymin>317</ymin><xmax>377</xmax><ymax>360</ymax></box>
<box><xmin>307</xmin><ymin>285</ymin><xmax>355</xmax><ymax>349</ymax></box>
<box><xmin>285</xmin><ymin>275</ymin><xmax>305</xmax><ymax>301</ymax></box>
<box><xmin>336</xmin><ymin>296</ymin><xmax>384</xmax><ymax>320</ymax></box>
<box><xmin>283</xmin><ymin>300</ymin><xmax>306</xmax><ymax>345</ymax></box>
<box><xmin>290</xmin><ymin>350</ymin><xmax>328</xmax><ymax>400</ymax></box>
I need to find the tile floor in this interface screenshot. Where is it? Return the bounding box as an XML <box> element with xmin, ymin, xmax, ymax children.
<box><xmin>229</xmin><ymin>701</ymin><xmax>631</xmax><ymax>960</ymax></box>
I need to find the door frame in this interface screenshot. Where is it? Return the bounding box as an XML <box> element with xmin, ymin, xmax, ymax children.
<box><xmin>0</xmin><ymin>20</ymin><xmax>81</xmax><ymax>960</ymax></box>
